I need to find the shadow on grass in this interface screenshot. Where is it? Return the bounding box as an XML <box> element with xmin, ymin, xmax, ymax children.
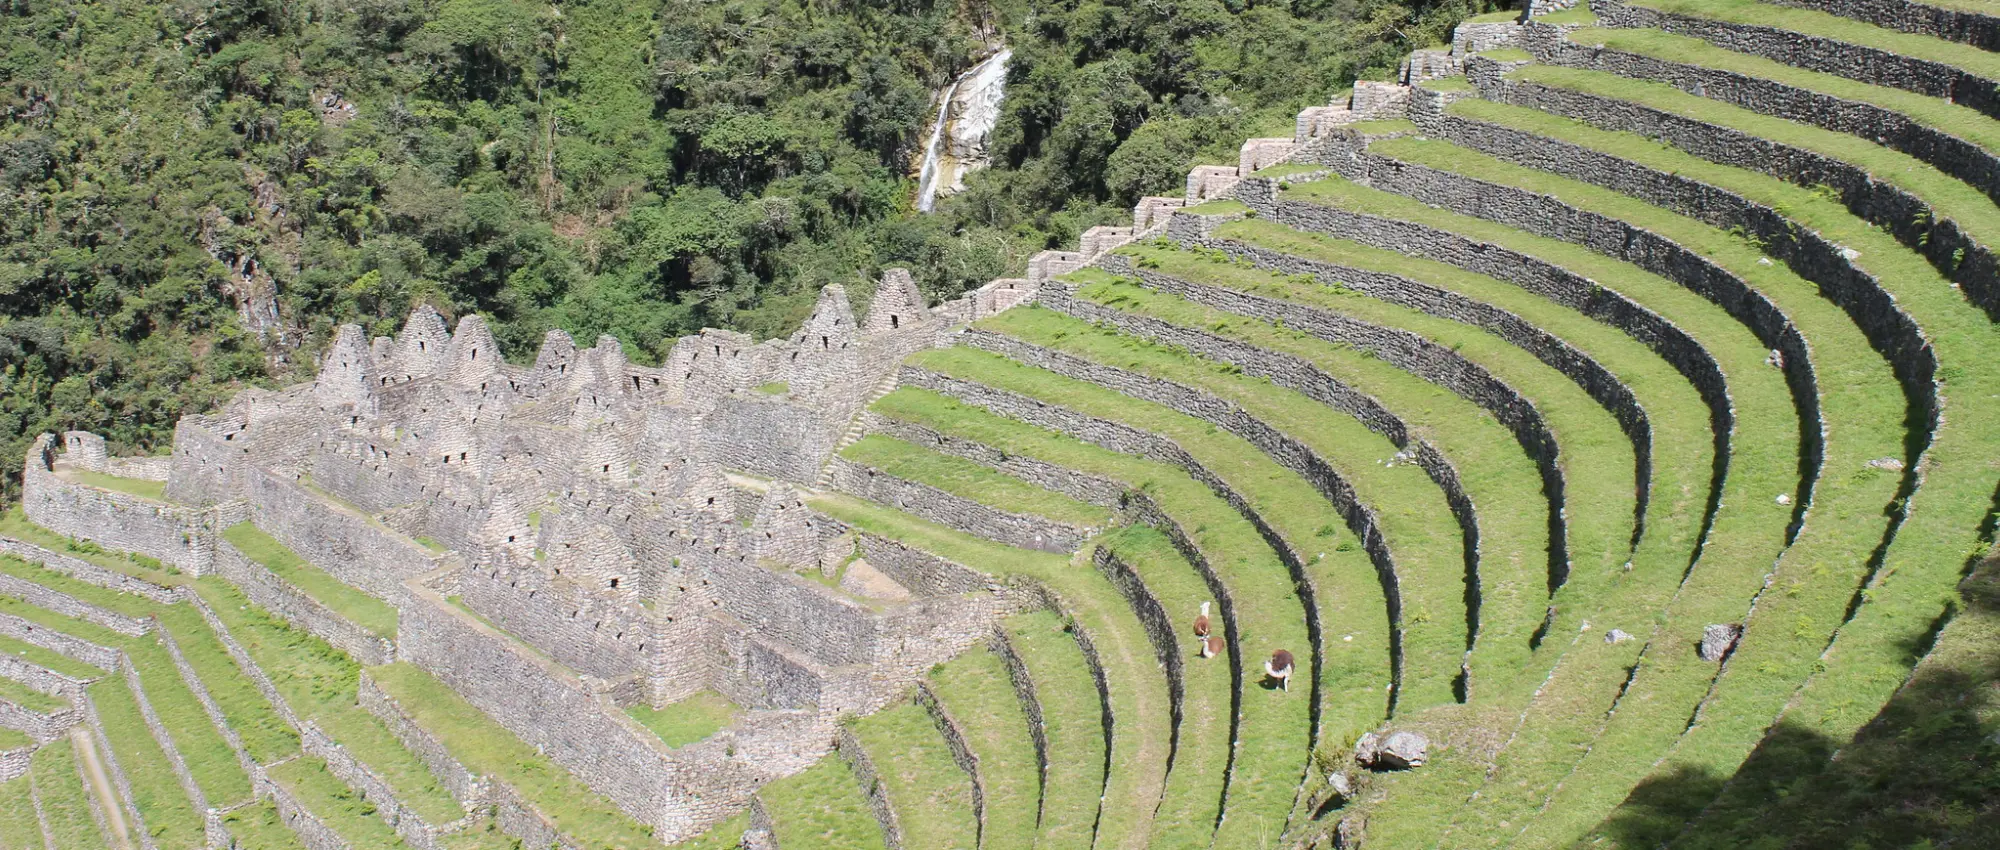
<box><xmin>1594</xmin><ymin>554</ymin><xmax>2000</xmax><ymax>849</ymax></box>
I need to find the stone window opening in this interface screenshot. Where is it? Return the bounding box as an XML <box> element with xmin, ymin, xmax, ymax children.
<box><xmin>602</xmin><ymin>464</ymin><xmax>610</xmax><ymax>473</ymax></box>
<box><xmin>821</xmin><ymin>335</ymin><xmax>830</xmax><ymax>349</ymax></box>
<box><xmin>471</xmin><ymin>348</ymin><xmax>478</xmax><ymax>360</ymax></box>
<box><xmin>632</xmin><ymin>376</ymin><xmax>642</xmax><ymax>390</ymax></box>
<box><xmin>460</xmin><ymin>452</ymin><xmax>468</xmax><ymax>461</ymax></box>
<box><xmin>609</xmin><ymin>578</ymin><xmax>620</xmax><ymax>589</ymax></box>
<box><xmin>890</xmin><ymin>314</ymin><xmax>900</xmax><ymax>328</ymax></box>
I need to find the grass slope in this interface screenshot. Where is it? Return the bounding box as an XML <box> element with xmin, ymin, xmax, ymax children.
<box><xmin>927</xmin><ymin>647</ymin><xmax>1039</xmax><ymax>850</ymax></box>
<box><xmin>1002</xmin><ymin>610</ymin><xmax>1107</xmax><ymax>849</ymax></box>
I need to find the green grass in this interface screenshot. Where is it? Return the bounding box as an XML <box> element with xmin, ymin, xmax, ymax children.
<box><xmin>219</xmin><ymin>799</ymin><xmax>308</xmax><ymax>850</ymax></box>
<box><xmin>1150</xmin><ymin>211</ymin><xmax>1676</xmax><ymax>839</ymax></box>
<box><xmin>152</xmin><ymin>602</ymin><xmax>300</xmax><ymax>763</ymax></box>
<box><xmin>984</xmin><ymin>302</ymin><xmax>1465</xmax><ymax>707</ymax></box>
<box><xmin>1629</xmin><ymin>0</ymin><xmax>2000</xmax><ymax>79</ymax></box>
<box><xmin>1419</xmin><ymin>77</ymin><xmax>1474</xmax><ymax>92</ymax></box>
<box><xmin>925</xmin><ymin>648</ymin><xmax>1038</xmax><ymax>850</ymax></box>
<box><xmin>89</xmin><ymin>676</ymin><xmax>206</xmax><ymax>849</ymax></box>
<box><xmin>1523</xmin><ymin>33</ymin><xmax>2000</xmax><ymax>276</ymax></box>
<box><xmin>1421</xmin><ymin>94</ymin><xmax>1914</xmax><ymax>845</ymax></box>
<box><xmin>1536</xmin><ymin>6</ymin><xmax>1598</xmax><ymax>24</ymax></box>
<box><xmin>755</xmin><ymin>381</ymin><xmax>789</xmax><ymax>395</ymax></box>
<box><xmin>270</xmin><ymin>756</ymin><xmax>407</xmax><ymax>848</ymax></box>
<box><xmin>33</xmin><ymin>737</ymin><xmax>108</xmax><ymax>849</ymax></box>
<box><xmin>849</xmin><ymin>701</ymin><xmax>978</xmax><ymax>850</ymax></box>
<box><xmin>1001</xmin><ymin>610</ymin><xmax>1106</xmax><ymax>849</ymax></box>
<box><xmin>0</xmin><ymin>774</ymin><xmax>42</xmax><ymax>849</ymax></box>
<box><xmin>0</xmin><ymin>508</ymin><xmax>181</xmax><ymax>586</ymax></box>
<box><xmin>1457</xmin><ymin>57</ymin><xmax>2000</xmax><ymax>846</ymax></box>
<box><xmin>759</xmin><ymin>757</ymin><xmax>887</xmax><ymax>850</ymax></box>
<box><xmin>0</xmin><ymin>555</ymin><xmax>157</xmax><ymax>618</ymax></box>
<box><xmin>1272</xmin><ymin>168</ymin><xmax>1792</xmax><ymax>845</ymax></box>
<box><xmin>625</xmin><ymin>691</ymin><xmax>736</xmax><ymax>748</ymax></box>
<box><xmin>673</xmin><ymin>813</ymin><xmax>750</xmax><ymax>850</ymax></box>
<box><xmin>840</xmin><ymin>434</ymin><xmax>1113</xmax><ymax>528</ymax></box>
<box><xmin>65</xmin><ymin>469</ymin><xmax>167</xmax><ymax>500</ymax></box>
<box><xmin>900</xmin><ymin>346</ymin><xmax>1343</xmax><ymax>849</ymax></box>
<box><xmin>222</xmin><ymin>523</ymin><xmax>399</xmax><ymax>638</ymax></box>
<box><xmin>0</xmin><ymin>590</ymin><xmax>258</xmax><ymax>809</ymax></box>
<box><xmin>1478</xmin><ymin>47</ymin><xmax>1532</xmax><ymax>61</ymax></box>
<box><xmin>1091</xmin><ymin>249</ymin><xmax>1553</xmax><ymax>684</ymax></box>
<box><xmin>0</xmin><ymin>632</ymin><xmax>102</xmax><ymax>679</ymax></box>
<box><xmin>811</xmin><ymin>487</ymin><xmax>1179</xmax><ymax>850</ymax></box>
<box><xmin>369</xmin><ymin>662</ymin><xmax>666</xmax><ymax>848</ymax></box>
<box><xmin>195</xmin><ymin>579</ymin><xmax>464</xmax><ymax>824</ymax></box>
<box><xmin>1182</xmin><ymin>199</ymin><xmax>1251</xmax><ymax>216</ymax></box>
<box><xmin>1350</xmin><ymin>133</ymin><xmax>1803</xmax><ymax>846</ymax></box>
<box><xmin>0</xmin><ymin>676</ymin><xmax>66</xmax><ymax>713</ymax></box>
<box><xmin>0</xmin><ymin>727</ymin><xmax>27</xmax><ymax>751</ymax></box>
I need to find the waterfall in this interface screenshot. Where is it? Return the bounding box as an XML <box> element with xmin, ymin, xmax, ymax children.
<box><xmin>915</xmin><ymin>48</ymin><xmax>1012</xmax><ymax>213</ymax></box>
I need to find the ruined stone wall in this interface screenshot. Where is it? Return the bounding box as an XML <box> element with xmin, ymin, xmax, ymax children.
<box><xmin>21</xmin><ymin>435</ymin><xmax>227</xmax><ymax>575</ymax></box>
<box><xmin>163</xmin><ymin>416</ymin><xmax>246</xmax><ymax>507</ymax></box>
<box><xmin>396</xmin><ymin>584</ymin><xmax>760</xmax><ymax>843</ymax></box>
<box><xmin>211</xmin><ymin>538</ymin><xmax>395</xmax><ymax>666</ymax></box>
<box><xmin>704</xmin><ymin>397</ymin><xmax>833</xmax><ymax>483</ymax></box>
<box><xmin>307</xmin><ymin>437</ymin><xmax>427</xmax><ymax>515</ymax></box>
<box><xmin>0</xmin><ymin>539</ymin><xmax>182</xmax><ymax>605</ymax></box>
<box><xmin>452</xmin><ymin>559</ymin><xmax>669</xmax><ymax>685</ymax></box>
<box><xmin>243</xmin><ymin>466</ymin><xmax>441</xmax><ymax>601</ymax></box>
<box><xmin>852</xmin><ymin>532</ymin><xmax>993</xmax><ymax>598</ymax></box>
<box><xmin>824</xmin><ymin>458</ymin><xmax>1093</xmax><ymax>553</ymax></box>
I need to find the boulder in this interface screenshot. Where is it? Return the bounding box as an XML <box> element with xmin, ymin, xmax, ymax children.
<box><xmin>1354</xmin><ymin>730</ymin><xmax>1429</xmax><ymax>770</ymax></box>
<box><xmin>1604</xmin><ymin>628</ymin><xmax>1633</xmax><ymax>644</ymax></box>
<box><xmin>1699</xmin><ymin>623</ymin><xmax>1743</xmax><ymax>662</ymax></box>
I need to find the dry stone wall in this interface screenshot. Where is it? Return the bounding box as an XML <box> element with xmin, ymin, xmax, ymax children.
<box><xmin>211</xmin><ymin>538</ymin><xmax>394</xmax><ymax>665</ymax></box>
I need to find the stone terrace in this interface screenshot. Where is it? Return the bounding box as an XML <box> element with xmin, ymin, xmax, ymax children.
<box><xmin>11</xmin><ymin>1</ymin><xmax>2000</xmax><ymax>846</ymax></box>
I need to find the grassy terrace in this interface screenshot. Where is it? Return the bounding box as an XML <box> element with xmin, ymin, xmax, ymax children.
<box><xmin>0</xmin><ymin>774</ymin><xmax>40</xmax><ymax>848</ymax></box>
<box><xmin>222</xmin><ymin>523</ymin><xmax>399</xmax><ymax>638</ymax></box>
<box><xmin>0</xmin><ymin>508</ymin><xmax>183</xmax><ymax>587</ymax></box>
<box><xmin>1067</xmin><ymin>253</ymin><xmax>1628</xmax><ymax>837</ymax></box>
<box><xmin>0</xmin><ymin>676</ymin><xmax>66</xmax><ymax>713</ymax></box>
<box><xmin>978</xmin><ymin>303</ymin><xmax>1462</xmax><ymax>710</ymax></box>
<box><xmin>760</xmin><ymin>757</ymin><xmax>887</xmax><ymax>849</ymax></box>
<box><xmin>927</xmin><ymin>647</ymin><xmax>1038</xmax><ymax>850</ymax></box>
<box><xmin>62</xmin><ymin>468</ymin><xmax>168</xmax><ymax>501</ymax></box>
<box><xmin>195</xmin><ymin>580</ymin><xmax>464</xmax><ymax>825</ymax></box>
<box><xmin>34</xmin><ymin>737</ymin><xmax>107</xmax><ymax>848</ymax></box>
<box><xmin>1274</xmin><ymin>168</ymin><xmax>1794</xmax><ymax>846</ymax></box>
<box><xmin>849</xmin><ymin>700</ymin><xmax>979</xmax><ymax>850</ymax></box>
<box><xmin>1626</xmin><ymin>0</ymin><xmax>2000</xmax><ymax>80</ymax></box>
<box><xmin>369</xmin><ymin>662</ymin><xmax>664</xmax><ymax>848</ymax></box>
<box><xmin>840</xmin><ymin>434</ymin><xmax>1114</xmax><ymax>528</ymax></box>
<box><xmin>808</xmin><ymin>488</ymin><xmax>1185</xmax><ymax>849</ymax></box>
<box><xmin>1428</xmin><ymin>93</ymin><xmax>1916</xmax><ymax>843</ymax></box>
<box><xmin>221</xmin><ymin>800</ymin><xmax>308</xmax><ymax>850</ymax></box>
<box><xmin>1359</xmin><ymin>134</ymin><xmax>1813</xmax><ymax>845</ymax></box>
<box><xmin>91</xmin><ymin>674</ymin><xmax>205</xmax><ymax>849</ymax></box>
<box><xmin>1565</xmin><ymin>25</ymin><xmax>2000</xmax><ymax>164</ymax></box>
<box><xmin>270</xmin><ymin>756</ymin><xmax>406</xmax><ymax>848</ymax></box>
<box><xmin>899</xmin><ymin>345</ymin><xmax>1347</xmax><ymax>848</ymax></box>
<box><xmin>0</xmin><ymin>589</ymin><xmax>255</xmax><ymax>809</ymax></box>
<box><xmin>1093</xmin><ymin>248</ymin><xmax>1553</xmax><ymax>685</ymax></box>
<box><xmin>1512</xmin><ymin>48</ymin><xmax>2000</xmax><ymax>256</ymax></box>
<box><xmin>625</xmin><ymin>691</ymin><xmax>736</xmax><ymax>748</ymax></box>
<box><xmin>1001</xmin><ymin>610</ymin><xmax>1106</xmax><ymax>849</ymax></box>
<box><xmin>1470</xmin><ymin>59</ymin><xmax>2000</xmax><ymax>844</ymax></box>
<box><xmin>0</xmin><ymin>633</ymin><xmax>101</xmax><ymax>680</ymax></box>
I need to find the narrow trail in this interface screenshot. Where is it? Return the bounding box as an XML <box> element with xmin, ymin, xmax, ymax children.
<box><xmin>70</xmin><ymin>726</ymin><xmax>133</xmax><ymax>849</ymax></box>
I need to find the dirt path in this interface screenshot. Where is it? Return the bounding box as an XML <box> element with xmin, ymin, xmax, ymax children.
<box><xmin>70</xmin><ymin>727</ymin><xmax>134</xmax><ymax>850</ymax></box>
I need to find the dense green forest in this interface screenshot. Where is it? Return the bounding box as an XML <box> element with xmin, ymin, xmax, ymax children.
<box><xmin>0</xmin><ymin>0</ymin><xmax>1486</xmax><ymax>475</ymax></box>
